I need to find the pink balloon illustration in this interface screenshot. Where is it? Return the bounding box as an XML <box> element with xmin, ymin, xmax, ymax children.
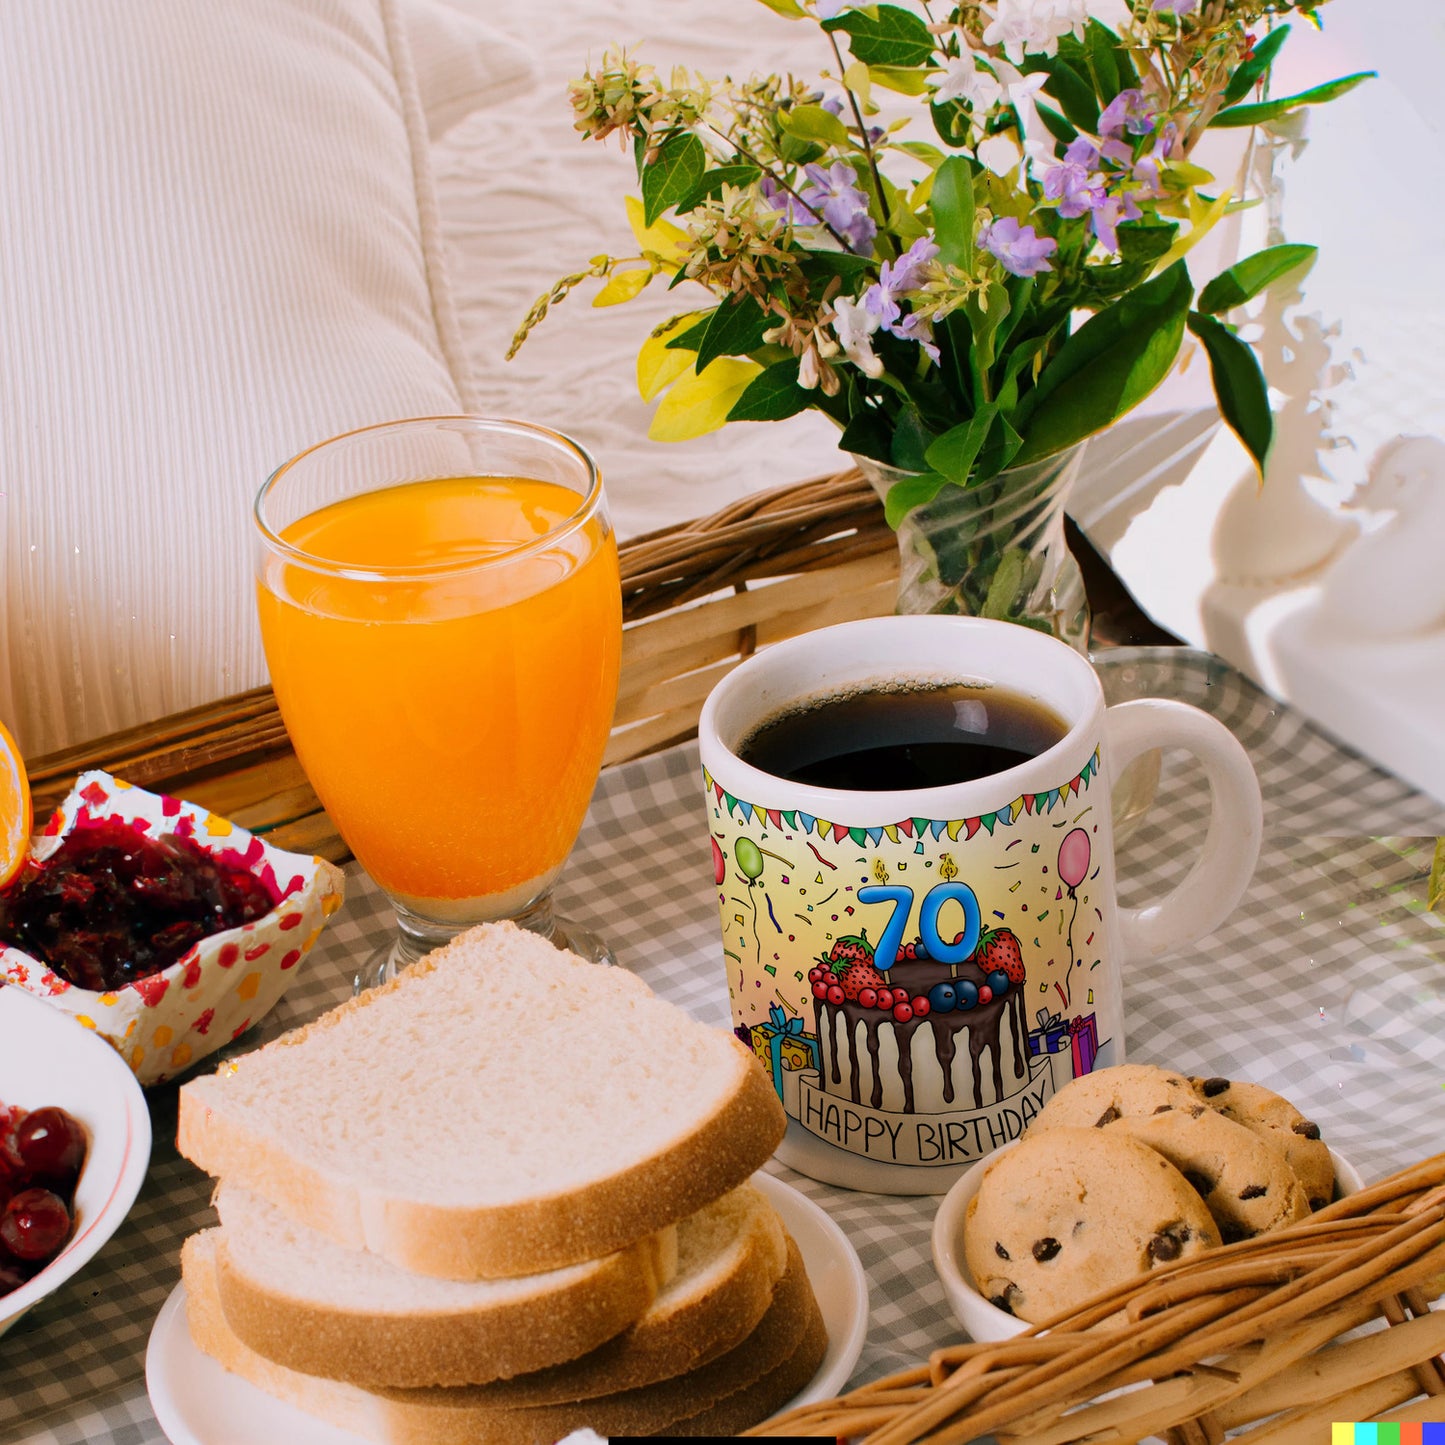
<box><xmin>1058</xmin><ymin>828</ymin><xmax>1091</xmax><ymax>891</ymax></box>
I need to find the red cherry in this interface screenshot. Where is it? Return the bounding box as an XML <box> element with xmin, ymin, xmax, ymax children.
<box><xmin>811</xmin><ymin>980</ymin><xmax>829</xmax><ymax>999</ymax></box>
<box><xmin>911</xmin><ymin>994</ymin><xmax>931</xmax><ymax>1017</ymax></box>
<box><xmin>0</xmin><ymin>1187</ymin><xmax>71</xmax><ymax>1262</ymax></box>
<box><xmin>892</xmin><ymin>1001</ymin><xmax>914</xmax><ymax>1023</ymax></box>
<box><xmin>857</xmin><ymin>987</ymin><xmax>877</xmax><ymax>1009</ymax></box>
<box><xmin>978</xmin><ymin>984</ymin><xmax>994</xmax><ymax>1005</ymax></box>
<box><xmin>16</xmin><ymin>1108</ymin><xmax>86</xmax><ymax>1189</ymax></box>
<box><xmin>826</xmin><ymin>985</ymin><xmax>845</xmax><ymax>1005</ymax></box>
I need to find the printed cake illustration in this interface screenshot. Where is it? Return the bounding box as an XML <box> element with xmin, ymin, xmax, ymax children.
<box><xmin>709</xmin><ymin>752</ymin><xmax>1115</xmax><ymax>1168</ymax></box>
<box><xmin>809</xmin><ymin>928</ymin><xmax>1030</xmax><ymax>1114</ymax></box>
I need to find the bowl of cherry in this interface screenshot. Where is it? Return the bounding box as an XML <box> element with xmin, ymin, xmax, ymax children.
<box><xmin>0</xmin><ymin>981</ymin><xmax>151</xmax><ymax>1334</ymax></box>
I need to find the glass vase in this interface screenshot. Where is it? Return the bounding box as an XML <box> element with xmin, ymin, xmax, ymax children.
<box><xmin>857</xmin><ymin>441</ymin><xmax>1090</xmax><ymax>653</ymax></box>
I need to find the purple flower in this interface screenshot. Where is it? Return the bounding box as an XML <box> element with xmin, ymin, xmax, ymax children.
<box><xmin>1063</xmin><ymin>135</ymin><xmax>1101</xmax><ymax>169</ymax></box>
<box><xmin>759</xmin><ymin>175</ymin><xmax>816</xmax><ymax>227</ymax></box>
<box><xmin>798</xmin><ymin>161</ymin><xmax>877</xmax><ymax>254</ymax></box>
<box><xmin>979</xmin><ymin>215</ymin><xmax>1057</xmax><ymax>277</ymax></box>
<box><xmin>1091</xmin><ymin>192</ymin><xmax>1142</xmax><ymax>252</ymax></box>
<box><xmin>881</xmin><ymin>237</ymin><xmax>940</xmax><ymax>295</ymax></box>
<box><xmin>1099</xmin><ymin>88</ymin><xmax>1157</xmax><ymax>139</ymax></box>
<box><xmin>1042</xmin><ymin>156</ymin><xmax>1105</xmax><ymax>219</ymax></box>
<box><xmin>1153</xmin><ymin>0</ymin><xmax>1198</xmax><ymax>13</ymax></box>
<box><xmin>893</xmin><ymin>311</ymin><xmax>940</xmax><ymax>364</ymax></box>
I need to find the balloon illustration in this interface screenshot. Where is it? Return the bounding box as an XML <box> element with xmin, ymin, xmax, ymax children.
<box><xmin>1058</xmin><ymin>828</ymin><xmax>1091</xmax><ymax>891</ymax></box>
<box><xmin>1056</xmin><ymin>827</ymin><xmax>1090</xmax><ymax>1008</ymax></box>
<box><xmin>711</xmin><ymin>837</ymin><xmax>726</xmax><ymax>886</ymax></box>
<box><xmin>734</xmin><ymin>837</ymin><xmax>764</xmax><ymax>881</ymax></box>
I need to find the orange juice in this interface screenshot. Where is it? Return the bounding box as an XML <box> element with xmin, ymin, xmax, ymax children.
<box><xmin>256</xmin><ymin>477</ymin><xmax>621</xmax><ymax>906</ymax></box>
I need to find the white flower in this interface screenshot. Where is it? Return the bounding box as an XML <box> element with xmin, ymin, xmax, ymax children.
<box><xmin>981</xmin><ymin>0</ymin><xmax>1088</xmax><ymax>63</ymax></box>
<box><xmin>977</xmin><ymin>133</ymin><xmax>1024</xmax><ymax>176</ymax></box>
<box><xmin>931</xmin><ymin>55</ymin><xmax>1003</xmax><ymax>111</ymax></box>
<box><xmin>829</xmin><ymin>296</ymin><xmax>884</xmax><ymax>378</ymax></box>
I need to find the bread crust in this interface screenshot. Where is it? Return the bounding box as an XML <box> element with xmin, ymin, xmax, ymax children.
<box><xmin>185</xmin><ymin>1232</ymin><xmax>827</xmax><ymax>1444</ymax></box>
<box><xmin>176</xmin><ymin>927</ymin><xmax>787</xmax><ymax>1279</ymax></box>
<box><xmin>213</xmin><ymin>1224</ymin><xmax>673</xmax><ymax>1388</ymax></box>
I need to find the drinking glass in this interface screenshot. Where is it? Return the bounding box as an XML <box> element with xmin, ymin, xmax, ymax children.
<box><xmin>254</xmin><ymin>417</ymin><xmax>622</xmax><ymax>989</ymax></box>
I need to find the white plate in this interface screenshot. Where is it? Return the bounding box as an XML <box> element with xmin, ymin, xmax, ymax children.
<box><xmin>146</xmin><ymin>1170</ymin><xmax>869</xmax><ymax>1444</ymax></box>
<box><xmin>0</xmin><ymin>983</ymin><xmax>152</xmax><ymax>1335</ymax></box>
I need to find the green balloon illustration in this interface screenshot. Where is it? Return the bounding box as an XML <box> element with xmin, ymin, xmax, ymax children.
<box><xmin>733</xmin><ymin>836</ymin><xmax>764</xmax><ymax>881</ymax></box>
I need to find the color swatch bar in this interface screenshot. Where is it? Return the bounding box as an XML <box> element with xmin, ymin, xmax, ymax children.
<box><xmin>1332</xmin><ymin>1424</ymin><xmax>1445</xmax><ymax>1444</ymax></box>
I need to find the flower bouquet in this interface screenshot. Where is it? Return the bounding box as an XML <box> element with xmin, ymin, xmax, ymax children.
<box><xmin>512</xmin><ymin>0</ymin><xmax>1368</xmax><ymax>636</ymax></box>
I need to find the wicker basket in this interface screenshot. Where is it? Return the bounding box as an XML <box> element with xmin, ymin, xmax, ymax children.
<box><xmin>24</xmin><ymin>466</ymin><xmax>898</xmax><ymax>860</ymax></box>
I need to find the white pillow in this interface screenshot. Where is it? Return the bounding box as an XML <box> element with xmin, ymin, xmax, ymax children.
<box><xmin>403</xmin><ymin>0</ymin><xmax>537</xmax><ymax>140</ymax></box>
<box><xmin>0</xmin><ymin>0</ymin><xmax>491</xmax><ymax>758</ymax></box>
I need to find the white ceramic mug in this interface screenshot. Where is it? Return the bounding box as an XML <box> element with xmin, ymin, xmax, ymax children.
<box><xmin>698</xmin><ymin>617</ymin><xmax>1262</xmax><ymax>1194</ymax></box>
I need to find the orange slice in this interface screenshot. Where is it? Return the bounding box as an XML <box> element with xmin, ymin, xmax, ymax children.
<box><xmin>0</xmin><ymin>719</ymin><xmax>32</xmax><ymax>888</ymax></box>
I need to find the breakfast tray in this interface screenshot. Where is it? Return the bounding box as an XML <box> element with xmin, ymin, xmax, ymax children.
<box><xmin>5</xmin><ymin>638</ymin><xmax>1445</xmax><ymax>1444</ymax></box>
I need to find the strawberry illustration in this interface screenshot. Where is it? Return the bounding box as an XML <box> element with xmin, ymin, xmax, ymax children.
<box><xmin>834</xmin><ymin>957</ymin><xmax>890</xmax><ymax>1001</ymax></box>
<box><xmin>974</xmin><ymin>927</ymin><xmax>1025</xmax><ymax>985</ymax></box>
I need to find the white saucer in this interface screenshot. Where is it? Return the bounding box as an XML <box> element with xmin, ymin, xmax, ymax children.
<box><xmin>146</xmin><ymin>1171</ymin><xmax>868</xmax><ymax>1444</ymax></box>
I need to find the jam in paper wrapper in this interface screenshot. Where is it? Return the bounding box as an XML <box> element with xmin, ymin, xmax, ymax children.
<box><xmin>0</xmin><ymin>770</ymin><xmax>345</xmax><ymax>1084</ymax></box>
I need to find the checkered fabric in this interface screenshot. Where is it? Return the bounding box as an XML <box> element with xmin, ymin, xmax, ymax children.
<box><xmin>4</xmin><ymin>648</ymin><xmax>1442</xmax><ymax>1444</ymax></box>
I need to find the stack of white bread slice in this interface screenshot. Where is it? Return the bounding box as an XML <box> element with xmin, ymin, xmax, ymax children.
<box><xmin>175</xmin><ymin>922</ymin><xmax>826</xmax><ymax>1442</ymax></box>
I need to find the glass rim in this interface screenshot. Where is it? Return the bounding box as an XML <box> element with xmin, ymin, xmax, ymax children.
<box><xmin>253</xmin><ymin>415</ymin><xmax>605</xmax><ymax>582</ymax></box>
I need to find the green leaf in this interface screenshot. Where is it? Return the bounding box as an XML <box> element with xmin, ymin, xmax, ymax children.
<box><xmin>895</xmin><ymin>139</ymin><xmax>946</xmax><ymax>166</ymax></box>
<box><xmin>889</xmin><ymin>406</ymin><xmax>934</xmax><ymax>473</ymax></box>
<box><xmin>641</xmin><ymin>131</ymin><xmax>707</xmax><ymax>226</ymax></box>
<box><xmin>727</xmin><ymin>357</ymin><xmax>811</xmax><ymax>422</ymax></box>
<box><xmin>929</xmin><ymin>156</ymin><xmax>975</xmax><ymax>271</ymax></box>
<box><xmin>1222</xmin><ymin>24</ymin><xmax>1291</xmax><ymax>107</ymax></box>
<box><xmin>780</xmin><ymin>103</ymin><xmax>852</xmax><ymax>149</ymax></box>
<box><xmin>981</xmin><ymin>548</ymin><xmax>1029</xmax><ymax>621</ymax></box>
<box><xmin>839</xmin><ymin>406</ymin><xmax>894</xmax><ymax>465</ymax></box>
<box><xmin>695</xmin><ymin>294</ymin><xmax>771</xmax><ymax>372</ymax></box>
<box><xmin>882</xmin><ymin>470</ymin><xmax>951</xmax><ymax>528</ymax></box>
<box><xmin>1197</xmin><ymin>243</ymin><xmax>1317</xmax><ymax>314</ymax></box>
<box><xmin>1083</xmin><ymin>22</ymin><xmax>1120</xmax><ymax>103</ymax></box>
<box><xmin>1211</xmin><ymin>72</ymin><xmax>1374</xmax><ymax>128</ymax></box>
<box><xmin>822</xmin><ymin>5</ymin><xmax>936</xmax><ymax>68</ymax></box>
<box><xmin>924</xmin><ymin>404</ymin><xmax>999</xmax><ymax>487</ymax></box>
<box><xmin>665</xmin><ymin>311</ymin><xmax>714</xmax><ymax>351</ymax></box>
<box><xmin>674</xmin><ymin>164</ymin><xmax>762</xmax><ymax>213</ymax></box>
<box><xmin>1187</xmin><ymin>311</ymin><xmax>1273</xmax><ymax>473</ymax></box>
<box><xmin>1013</xmin><ymin>260</ymin><xmax>1192</xmax><ymax>465</ymax></box>
<box><xmin>1021</xmin><ymin>55</ymin><xmax>1099</xmax><ymax>134</ymax></box>
<box><xmin>1428</xmin><ymin>838</ymin><xmax>1445</xmax><ymax>917</ymax></box>
<box><xmin>868</xmin><ymin>64</ymin><xmax>933</xmax><ymax>96</ymax></box>
<box><xmin>1034</xmin><ymin>101</ymin><xmax>1077</xmax><ymax>148</ymax></box>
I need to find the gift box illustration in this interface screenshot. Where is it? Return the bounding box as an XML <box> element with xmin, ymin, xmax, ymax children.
<box><xmin>748</xmin><ymin>1002</ymin><xmax>822</xmax><ymax>1101</ymax></box>
<box><xmin>1070</xmin><ymin>1012</ymin><xmax>1100</xmax><ymax>1078</ymax></box>
<box><xmin>1028</xmin><ymin>1008</ymin><xmax>1072</xmax><ymax>1058</ymax></box>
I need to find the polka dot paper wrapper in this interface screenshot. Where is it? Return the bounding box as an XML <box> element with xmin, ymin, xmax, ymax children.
<box><xmin>0</xmin><ymin>770</ymin><xmax>345</xmax><ymax>1085</ymax></box>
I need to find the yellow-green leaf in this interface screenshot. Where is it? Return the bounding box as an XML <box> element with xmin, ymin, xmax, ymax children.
<box><xmin>842</xmin><ymin>61</ymin><xmax>873</xmax><ymax>110</ymax></box>
<box><xmin>648</xmin><ymin>359</ymin><xmax>762</xmax><ymax>442</ymax></box>
<box><xmin>1155</xmin><ymin>189</ymin><xmax>1234</xmax><ymax>273</ymax></box>
<box><xmin>868</xmin><ymin>64</ymin><xmax>933</xmax><ymax>96</ymax></box>
<box><xmin>1429</xmin><ymin>838</ymin><xmax>1445</xmax><ymax>917</ymax></box>
<box><xmin>625</xmin><ymin>195</ymin><xmax>688</xmax><ymax>264</ymax></box>
<box><xmin>754</xmin><ymin>0</ymin><xmax>807</xmax><ymax>16</ymax></box>
<box><xmin>636</xmin><ymin>318</ymin><xmax>702</xmax><ymax>401</ymax></box>
<box><xmin>592</xmin><ymin>268</ymin><xmax>653</xmax><ymax>307</ymax></box>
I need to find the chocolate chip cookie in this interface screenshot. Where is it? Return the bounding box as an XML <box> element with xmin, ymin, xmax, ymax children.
<box><xmin>1193</xmin><ymin>1076</ymin><xmax>1334</xmax><ymax>1211</ymax></box>
<box><xmin>963</xmin><ymin>1126</ymin><xmax>1221</xmax><ymax>1325</ymax></box>
<box><xmin>1114</xmin><ymin>1107</ymin><xmax>1311</xmax><ymax>1242</ymax></box>
<box><xmin>1030</xmin><ymin>1063</ymin><xmax>1204</xmax><ymax>1131</ymax></box>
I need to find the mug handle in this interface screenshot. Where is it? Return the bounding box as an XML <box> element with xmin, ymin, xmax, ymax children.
<box><xmin>1104</xmin><ymin>699</ymin><xmax>1263</xmax><ymax>964</ymax></box>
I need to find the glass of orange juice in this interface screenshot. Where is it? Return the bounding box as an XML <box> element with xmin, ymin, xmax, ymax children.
<box><xmin>254</xmin><ymin>417</ymin><xmax>622</xmax><ymax>988</ymax></box>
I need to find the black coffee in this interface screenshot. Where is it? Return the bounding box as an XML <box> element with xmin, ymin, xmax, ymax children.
<box><xmin>739</xmin><ymin>682</ymin><xmax>1068</xmax><ymax>791</ymax></box>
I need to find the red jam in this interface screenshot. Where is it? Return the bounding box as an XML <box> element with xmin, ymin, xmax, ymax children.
<box><xmin>0</xmin><ymin>1102</ymin><xmax>87</xmax><ymax>1297</ymax></box>
<box><xmin>0</xmin><ymin>819</ymin><xmax>277</xmax><ymax>991</ymax></box>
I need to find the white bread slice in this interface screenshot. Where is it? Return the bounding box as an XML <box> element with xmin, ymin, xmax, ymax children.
<box><xmin>212</xmin><ymin>1180</ymin><xmax>786</xmax><ymax>1390</ymax></box>
<box><xmin>212</xmin><ymin>1186</ymin><xmax>676</xmax><ymax>1387</ymax></box>
<box><xmin>183</xmin><ymin>1231</ymin><xmax>827</xmax><ymax>1444</ymax></box>
<box><xmin>176</xmin><ymin>923</ymin><xmax>785</xmax><ymax>1279</ymax></box>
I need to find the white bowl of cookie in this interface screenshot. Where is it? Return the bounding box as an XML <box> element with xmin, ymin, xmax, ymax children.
<box><xmin>931</xmin><ymin>1065</ymin><xmax>1363</xmax><ymax>1344</ymax></box>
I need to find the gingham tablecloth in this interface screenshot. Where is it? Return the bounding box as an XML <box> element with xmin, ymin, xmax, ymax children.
<box><xmin>5</xmin><ymin>647</ymin><xmax>1444</xmax><ymax>1445</ymax></box>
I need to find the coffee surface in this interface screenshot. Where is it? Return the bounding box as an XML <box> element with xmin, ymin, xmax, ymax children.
<box><xmin>738</xmin><ymin>682</ymin><xmax>1068</xmax><ymax>791</ymax></box>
